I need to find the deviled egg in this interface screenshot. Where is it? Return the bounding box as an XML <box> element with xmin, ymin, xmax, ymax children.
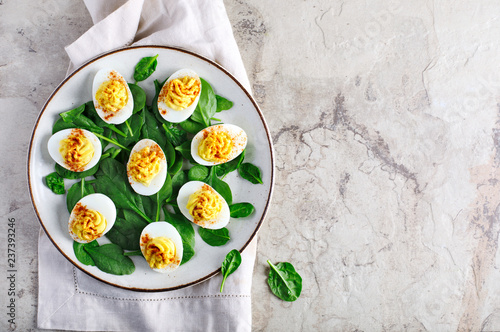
<box><xmin>68</xmin><ymin>193</ymin><xmax>116</xmax><ymax>243</ymax></box>
<box><xmin>191</xmin><ymin>124</ymin><xmax>247</xmax><ymax>166</ymax></box>
<box><xmin>47</xmin><ymin>128</ymin><xmax>102</xmax><ymax>172</ymax></box>
<box><xmin>140</xmin><ymin>222</ymin><xmax>183</xmax><ymax>273</ymax></box>
<box><xmin>157</xmin><ymin>68</ymin><xmax>201</xmax><ymax>123</ymax></box>
<box><xmin>92</xmin><ymin>68</ymin><xmax>134</xmax><ymax>124</ymax></box>
<box><xmin>177</xmin><ymin>181</ymin><xmax>230</xmax><ymax>229</ymax></box>
<box><xmin>126</xmin><ymin>139</ymin><xmax>167</xmax><ymax>196</ymax></box>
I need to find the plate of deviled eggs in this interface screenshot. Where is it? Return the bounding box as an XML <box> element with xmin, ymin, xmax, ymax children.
<box><xmin>28</xmin><ymin>46</ymin><xmax>274</xmax><ymax>291</ymax></box>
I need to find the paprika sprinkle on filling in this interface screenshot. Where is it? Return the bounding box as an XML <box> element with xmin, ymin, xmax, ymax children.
<box><xmin>58</xmin><ymin>128</ymin><xmax>94</xmax><ymax>172</ymax></box>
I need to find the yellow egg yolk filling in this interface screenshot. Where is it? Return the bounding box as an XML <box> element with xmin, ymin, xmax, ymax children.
<box><xmin>198</xmin><ymin>131</ymin><xmax>233</xmax><ymax>163</ymax></box>
<box><xmin>186</xmin><ymin>186</ymin><xmax>223</xmax><ymax>222</ymax></box>
<box><xmin>96</xmin><ymin>79</ymin><xmax>129</xmax><ymax>113</ymax></box>
<box><xmin>164</xmin><ymin>76</ymin><xmax>200</xmax><ymax>111</ymax></box>
<box><xmin>59</xmin><ymin>129</ymin><xmax>94</xmax><ymax>172</ymax></box>
<box><xmin>128</xmin><ymin>146</ymin><xmax>163</xmax><ymax>186</ymax></box>
<box><xmin>144</xmin><ymin>237</ymin><xmax>177</xmax><ymax>269</ymax></box>
<box><xmin>71</xmin><ymin>203</ymin><xmax>107</xmax><ymax>242</ymax></box>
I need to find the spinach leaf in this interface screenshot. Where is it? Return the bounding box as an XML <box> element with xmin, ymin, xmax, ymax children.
<box><xmin>83</xmin><ymin>101</ymin><xmax>126</xmax><ymax>138</ymax></box>
<box><xmin>220</xmin><ymin>249</ymin><xmax>241</xmax><ymax>292</ymax></box>
<box><xmin>66</xmin><ymin>179</ymin><xmax>95</xmax><ymax>213</ymax></box>
<box><xmin>191</xmin><ymin>78</ymin><xmax>216</xmax><ymax>127</ymax></box>
<box><xmin>53</xmin><ymin>110</ymin><xmax>104</xmax><ymax>135</ymax></box>
<box><xmin>149</xmin><ymin>174</ymin><xmax>172</xmax><ymax>222</ymax></box>
<box><xmin>207</xmin><ymin>166</ymin><xmax>232</xmax><ymax>205</ymax></box>
<box><xmin>55</xmin><ymin>162</ymin><xmax>99</xmax><ymax>180</ymax></box>
<box><xmin>163</xmin><ymin>122</ymin><xmax>187</xmax><ymax>147</ymax></box>
<box><xmin>84</xmin><ymin>243</ymin><xmax>135</xmax><ymax>275</ymax></box>
<box><xmin>179</xmin><ymin>118</ymin><xmax>205</xmax><ymax>134</ymax></box>
<box><xmin>94</xmin><ymin>158</ymin><xmax>152</xmax><ymax>223</ymax></box>
<box><xmin>198</xmin><ymin>227</ymin><xmax>230</xmax><ymax>246</ymax></box>
<box><xmin>229</xmin><ymin>202</ymin><xmax>255</xmax><ymax>218</ymax></box>
<box><xmin>100</xmin><ymin>147</ymin><xmax>122</xmax><ymax>160</ymax></box>
<box><xmin>163</xmin><ymin>210</ymin><xmax>196</xmax><ymax>265</ymax></box>
<box><xmin>168</xmin><ymin>151</ymin><xmax>183</xmax><ymax>177</ymax></box>
<box><xmin>45</xmin><ymin>172</ymin><xmax>65</xmax><ymax>195</ymax></box>
<box><xmin>115</xmin><ymin>112</ymin><xmax>143</xmax><ymax>147</ymax></box>
<box><xmin>60</xmin><ymin>104</ymin><xmax>86</xmax><ymax>123</ymax></box>
<box><xmin>141</xmin><ymin>106</ymin><xmax>167</xmax><ymax>147</ymax></box>
<box><xmin>175</xmin><ymin>140</ymin><xmax>195</xmax><ymax>163</ymax></box>
<box><xmin>267</xmin><ymin>260</ymin><xmax>302</xmax><ymax>302</ymax></box>
<box><xmin>52</xmin><ymin>117</ymin><xmax>75</xmax><ymax>134</ymax></box>
<box><xmin>73</xmin><ymin>240</ymin><xmax>98</xmax><ymax>266</ymax></box>
<box><xmin>68</xmin><ymin>112</ymin><xmax>104</xmax><ymax>134</ymax></box>
<box><xmin>105</xmin><ymin>210</ymin><xmax>148</xmax><ymax>250</ymax></box>
<box><xmin>238</xmin><ymin>162</ymin><xmax>263</xmax><ymax>184</ymax></box>
<box><xmin>128</xmin><ymin>83</ymin><xmax>147</xmax><ymax>113</ymax></box>
<box><xmin>133</xmin><ymin>54</ymin><xmax>158</xmax><ymax>82</ymax></box>
<box><xmin>216</xmin><ymin>149</ymin><xmax>245</xmax><ymax>179</ymax></box>
<box><xmin>171</xmin><ymin>170</ymin><xmax>188</xmax><ymax>199</ymax></box>
<box><xmin>216</xmin><ymin>95</ymin><xmax>233</xmax><ymax>113</ymax></box>
<box><xmin>151</xmin><ymin>78</ymin><xmax>167</xmax><ymax>119</ymax></box>
<box><xmin>188</xmin><ymin>165</ymin><xmax>209</xmax><ymax>181</ymax></box>
<box><xmin>163</xmin><ymin>139</ymin><xmax>176</xmax><ymax>169</ymax></box>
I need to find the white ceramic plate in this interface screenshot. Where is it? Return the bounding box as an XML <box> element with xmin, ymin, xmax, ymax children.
<box><xmin>28</xmin><ymin>46</ymin><xmax>274</xmax><ymax>291</ymax></box>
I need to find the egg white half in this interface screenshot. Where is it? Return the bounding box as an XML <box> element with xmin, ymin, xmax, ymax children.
<box><xmin>47</xmin><ymin>128</ymin><xmax>102</xmax><ymax>172</ymax></box>
<box><xmin>157</xmin><ymin>68</ymin><xmax>201</xmax><ymax>123</ymax></box>
<box><xmin>92</xmin><ymin>68</ymin><xmax>134</xmax><ymax>124</ymax></box>
<box><xmin>191</xmin><ymin>124</ymin><xmax>247</xmax><ymax>166</ymax></box>
<box><xmin>126</xmin><ymin>139</ymin><xmax>167</xmax><ymax>196</ymax></box>
<box><xmin>140</xmin><ymin>222</ymin><xmax>183</xmax><ymax>273</ymax></box>
<box><xmin>68</xmin><ymin>193</ymin><xmax>116</xmax><ymax>243</ymax></box>
<box><xmin>177</xmin><ymin>181</ymin><xmax>230</xmax><ymax>229</ymax></box>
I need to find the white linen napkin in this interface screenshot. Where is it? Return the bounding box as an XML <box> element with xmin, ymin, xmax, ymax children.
<box><xmin>37</xmin><ymin>1</ymin><xmax>256</xmax><ymax>331</ymax></box>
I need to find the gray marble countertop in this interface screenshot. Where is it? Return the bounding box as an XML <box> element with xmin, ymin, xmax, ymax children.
<box><xmin>2</xmin><ymin>0</ymin><xmax>500</xmax><ymax>331</ymax></box>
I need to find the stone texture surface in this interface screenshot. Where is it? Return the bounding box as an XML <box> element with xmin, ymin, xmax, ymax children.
<box><xmin>2</xmin><ymin>0</ymin><xmax>500</xmax><ymax>331</ymax></box>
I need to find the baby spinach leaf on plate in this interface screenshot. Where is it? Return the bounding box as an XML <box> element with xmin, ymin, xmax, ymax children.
<box><xmin>163</xmin><ymin>122</ymin><xmax>187</xmax><ymax>147</ymax></box>
<box><xmin>267</xmin><ymin>260</ymin><xmax>302</xmax><ymax>302</ymax></box>
<box><xmin>238</xmin><ymin>162</ymin><xmax>263</xmax><ymax>184</ymax></box>
<box><xmin>163</xmin><ymin>210</ymin><xmax>196</xmax><ymax>265</ymax></box>
<box><xmin>229</xmin><ymin>202</ymin><xmax>255</xmax><ymax>218</ymax></box>
<box><xmin>149</xmin><ymin>173</ymin><xmax>172</xmax><ymax>222</ymax></box>
<box><xmin>106</xmin><ymin>210</ymin><xmax>148</xmax><ymax>250</ymax></box>
<box><xmin>53</xmin><ymin>111</ymin><xmax>104</xmax><ymax>135</ymax></box>
<box><xmin>215</xmin><ymin>149</ymin><xmax>245</xmax><ymax>178</ymax></box>
<box><xmin>168</xmin><ymin>151</ymin><xmax>183</xmax><ymax>177</ymax></box>
<box><xmin>84</xmin><ymin>243</ymin><xmax>135</xmax><ymax>275</ymax></box>
<box><xmin>175</xmin><ymin>140</ymin><xmax>195</xmax><ymax>163</ymax></box>
<box><xmin>100</xmin><ymin>147</ymin><xmax>122</xmax><ymax>160</ymax></box>
<box><xmin>60</xmin><ymin>104</ymin><xmax>86</xmax><ymax>123</ymax></box>
<box><xmin>84</xmin><ymin>101</ymin><xmax>127</xmax><ymax>138</ymax></box>
<box><xmin>128</xmin><ymin>83</ymin><xmax>147</xmax><ymax>113</ymax></box>
<box><xmin>215</xmin><ymin>95</ymin><xmax>233</xmax><ymax>113</ymax></box>
<box><xmin>151</xmin><ymin>78</ymin><xmax>167</xmax><ymax>123</ymax></box>
<box><xmin>115</xmin><ymin>112</ymin><xmax>143</xmax><ymax>147</ymax></box>
<box><xmin>66</xmin><ymin>179</ymin><xmax>95</xmax><ymax>213</ymax></box>
<box><xmin>141</xmin><ymin>106</ymin><xmax>167</xmax><ymax>147</ymax></box>
<box><xmin>179</xmin><ymin>118</ymin><xmax>205</xmax><ymax>134</ymax></box>
<box><xmin>199</xmin><ymin>227</ymin><xmax>230</xmax><ymax>246</ymax></box>
<box><xmin>191</xmin><ymin>78</ymin><xmax>216</xmax><ymax>127</ymax></box>
<box><xmin>94</xmin><ymin>158</ymin><xmax>152</xmax><ymax>223</ymax></box>
<box><xmin>171</xmin><ymin>170</ymin><xmax>188</xmax><ymax>199</ymax></box>
<box><xmin>207</xmin><ymin>166</ymin><xmax>232</xmax><ymax>205</ymax></box>
<box><xmin>133</xmin><ymin>54</ymin><xmax>158</xmax><ymax>82</ymax></box>
<box><xmin>220</xmin><ymin>249</ymin><xmax>241</xmax><ymax>292</ymax></box>
<box><xmin>163</xmin><ymin>138</ymin><xmax>176</xmax><ymax>169</ymax></box>
<box><xmin>73</xmin><ymin>240</ymin><xmax>98</xmax><ymax>266</ymax></box>
<box><xmin>45</xmin><ymin>172</ymin><xmax>65</xmax><ymax>195</ymax></box>
<box><xmin>55</xmin><ymin>162</ymin><xmax>99</xmax><ymax>180</ymax></box>
<box><xmin>188</xmin><ymin>165</ymin><xmax>209</xmax><ymax>181</ymax></box>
